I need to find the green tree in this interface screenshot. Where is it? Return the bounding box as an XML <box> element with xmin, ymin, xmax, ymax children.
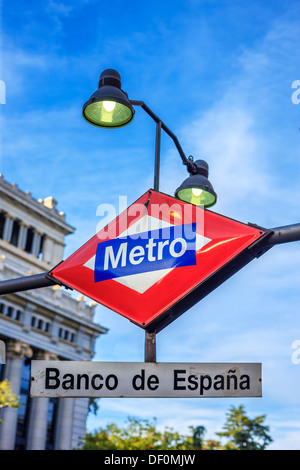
<box><xmin>81</xmin><ymin>417</ymin><xmax>192</xmax><ymax>450</ymax></box>
<box><xmin>203</xmin><ymin>439</ymin><xmax>224</xmax><ymax>450</ymax></box>
<box><xmin>0</xmin><ymin>380</ymin><xmax>20</xmax><ymax>422</ymax></box>
<box><xmin>189</xmin><ymin>425</ymin><xmax>206</xmax><ymax>449</ymax></box>
<box><xmin>216</xmin><ymin>405</ymin><xmax>273</xmax><ymax>450</ymax></box>
<box><xmin>80</xmin><ymin>406</ymin><xmax>272</xmax><ymax>450</ymax></box>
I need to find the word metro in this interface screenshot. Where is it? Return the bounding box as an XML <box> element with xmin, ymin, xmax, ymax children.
<box><xmin>94</xmin><ymin>223</ymin><xmax>197</xmax><ymax>282</ymax></box>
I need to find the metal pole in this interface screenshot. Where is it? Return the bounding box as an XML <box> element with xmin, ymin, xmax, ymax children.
<box><xmin>145</xmin><ymin>331</ymin><xmax>156</xmax><ymax>362</ymax></box>
<box><xmin>267</xmin><ymin>223</ymin><xmax>300</xmax><ymax>246</ymax></box>
<box><xmin>154</xmin><ymin>120</ymin><xmax>161</xmax><ymax>191</ymax></box>
<box><xmin>0</xmin><ymin>273</ymin><xmax>58</xmax><ymax>295</ymax></box>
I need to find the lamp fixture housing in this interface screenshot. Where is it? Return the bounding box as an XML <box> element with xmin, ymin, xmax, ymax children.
<box><xmin>175</xmin><ymin>159</ymin><xmax>217</xmax><ymax>208</ymax></box>
<box><xmin>82</xmin><ymin>69</ymin><xmax>135</xmax><ymax>128</ymax></box>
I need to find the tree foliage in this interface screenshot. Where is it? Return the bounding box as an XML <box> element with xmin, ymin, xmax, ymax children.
<box><xmin>216</xmin><ymin>405</ymin><xmax>273</xmax><ymax>450</ymax></box>
<box><xmin>0</xmin><ymin>380</ymin><xmax>20</xmax><ymax>422</ymax></box>
<box><xmin>82</xmin><ymin>417</ymin><xmax>191</xmax><ymax>450</ymax></box>
<box><xmin>81</xmin><ymin>405</ymin><xmax>272</xmax><ymax>450</ymax></box>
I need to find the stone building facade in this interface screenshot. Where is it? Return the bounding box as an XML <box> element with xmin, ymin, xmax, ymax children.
<box><xmin>0</xmin><ymin>176</ymin><xmax>108</xmax><ymax>449</ymax></box>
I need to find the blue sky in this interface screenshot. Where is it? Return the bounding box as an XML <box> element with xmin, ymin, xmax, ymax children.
<box><xmin>1</xmin><ymin>0</ymin><xmax>300</xmax><ymax>449</ymax></box>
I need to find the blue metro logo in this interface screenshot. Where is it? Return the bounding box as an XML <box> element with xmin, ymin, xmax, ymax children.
<box><xmin>94</xmin><ymin>223</ymin><xmax>197</xmax><ymax>282</ymax></box>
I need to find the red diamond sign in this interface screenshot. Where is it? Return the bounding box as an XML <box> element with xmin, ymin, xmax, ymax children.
<box><xmin>48</xmin><ymin>190</ymin><xmax>268</xmax><ymax>332</ymax></box>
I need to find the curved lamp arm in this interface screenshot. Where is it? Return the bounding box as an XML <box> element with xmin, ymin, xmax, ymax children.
<box><xmin>130</xmin><ymin>100</ymin><xmax>196</xmax><ymax>191</ymax></box>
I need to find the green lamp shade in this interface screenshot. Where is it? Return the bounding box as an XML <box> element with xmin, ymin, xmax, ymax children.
<box><xmin>82</xmin><ymin>69</ymin><xmax>134</xmax><ymax>128</ymax></box>
<box><xmin>176</xmin><ymin>187</ymin><xmax>216</xmax><ymax>207</ymax></box>
<box><xmin>175</xmin><ymin>160</ymin><xmax>217</xmax><ymax>208</ymax></box>
<box><xmin>83</xmin><ymin>100</ymin><xmax>133</xmax><ymax>128</ymax></box>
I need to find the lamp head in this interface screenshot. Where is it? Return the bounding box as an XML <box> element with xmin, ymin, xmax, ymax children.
<box><xmin>175</xmin><ymin>159</ymin><xmax>217</xmax><ymax>208</ymax></box>
<box><xmin>82</xmin><ymin>69</ymin><xmax>134</xmax><ymax>128</ymax></box>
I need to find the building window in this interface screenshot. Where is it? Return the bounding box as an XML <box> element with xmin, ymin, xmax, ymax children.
<box><xmin>14</xmin><ymin>357</ymin><xmax>31</xmax><ymax>450</ymax></box>
<box><xmin>38</xmin><ymin>235</ymin><xmax>45</xmax><ymax>260</ymax></box>
<box><xmin>31</xmin><ymin>315</ymin><xmax>51</xmax><ymax>333</ymax></box>
<box><xmin>6</xmin><ymin>306</ymin><xmax>13</xmax><ymax>317</ymax></box>
<box><xmin>15</xmin><ymin>310</ymin><xmax>22</xmax><ymax>321</ymax></box>
<box><xmin>0</xmin><ymin>212</ymin><xmax>5</xmax><ymax>239</ymax></box>
<box><xmin>10</xmin><ymin>219</ymin><xmax>20</xmax><ymax>247</ymax></box>
<box><xmin>0</xmin><ymin>302</ymin><xmax>23</xmax><ymax>321</ymax></box>
<box><xmin>0</xmin><ymin>212</ymin><xmax>46</xmax><ymax>259</ymax></box>
<box><xmin>24</xmin><ymin>228</ymin><xmax>34</xmax><ymax>254</ymax></box>
<box><xmin>58</xmin><ymin>326</ymin><xmax>75</xmax><ymax>343</ymax></box>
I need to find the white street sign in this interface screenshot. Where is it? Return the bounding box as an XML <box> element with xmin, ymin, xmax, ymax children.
<box><xmin>30</xmin><ymin>361</ymin><xmax>261</xmax><ymax>398</ymax></box>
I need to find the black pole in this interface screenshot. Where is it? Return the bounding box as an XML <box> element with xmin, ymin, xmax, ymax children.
<box><xmin>154</xmin><ymin>120</ymin><xmax>161</xmax><ymax>191</ymax></box>
<box><xmin>267</xmin><ymin>223</ymin><xmax>300</xmax><ymax>246</ymax></box>
<box><xmin>0</xmin><ymin>273</ymin><xmax>58</xmax><ymax>295</ymax></box>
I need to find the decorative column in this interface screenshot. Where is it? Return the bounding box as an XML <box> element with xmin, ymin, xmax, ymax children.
<box><xmin>32</xmin><ymin>231</ymin><xmax>42</xmax><ymax>257</ymax></box>
<box><xmin>17</xmin><ymin>222</ymin><xmax>28</xmax><ymax>250</ymax></box>
<box><xmin>2</xmin><ymin>215</ymin><xmax>14</xmax><ymax>242</ymax></box>
<box><xmin>71</xmin><ymin>398</ymin><xmax>90</xmax><ymax>449</ymax></box>
<box><xmin>0</xmin><ymin>340</ymin><xmax>33</xmax><ymax>450</ymax></box>
<box><xmin>43</xmin><ymin>237</ymin><xmax>54</xmax><ymax>264</ymax></box>
<box><xmin>26</xmin><ymin>351</ymin><xmax>58</xmax><ymax>450</ymax></box>
<box><xmin>52</xmin><ymin>242</ymin><xmax>64</xmax><ymax>265</ymax></box>
<box><xmin>54</xmin><ymin>397</ymin><xmax>75</xmax><ymax>450</ymax></box>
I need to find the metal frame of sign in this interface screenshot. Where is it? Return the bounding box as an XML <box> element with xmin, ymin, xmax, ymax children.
<box><xmin>148</xmin><ymin>226</ymin><xmax>271</xmax><ymax>333</ymax></box>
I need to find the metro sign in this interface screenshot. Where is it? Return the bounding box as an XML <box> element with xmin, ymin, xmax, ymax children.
<box><xmin>48</xmin><ymin>190</ymin><xmax>269</xmax><ymax>332</ymax></box>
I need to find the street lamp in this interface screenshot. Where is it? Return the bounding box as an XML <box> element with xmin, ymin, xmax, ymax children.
<box><xmin>174</xmin><ymin>159</ymin><xmax>217</xmax><ymax>207</ymax></box>
<box><xmin>1</xmin><ymin>68</ymin><xmax>300</xmax><ymax>362</ymax></box>
<box><xmin>82</xmin><ymin>69</ymin><xmax>135</xmax><ymax>128</ymax></box>
<box><xmin>82</xmin><ymin>68</ymin><xmax>217</xmax><ymax>207</ymax></box>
